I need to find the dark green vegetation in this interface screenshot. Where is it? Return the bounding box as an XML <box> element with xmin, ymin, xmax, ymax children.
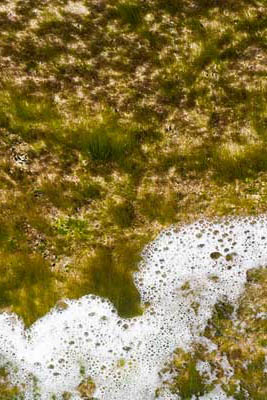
<box><xmin>67</xmin><ymin>242</ymin><xmax>145</xmax><ymax>317</ymax></box>
<box><xmin>159</xmin><ymin>267</ymin><xmax>267</xmax><ymax>399</ymax></box>
<box><xmin>0</xmin><ymin>0</ymin><xmax>266</xmax><ymax>333</ymax></box>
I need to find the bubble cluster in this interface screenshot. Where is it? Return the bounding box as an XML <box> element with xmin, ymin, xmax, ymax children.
<box><xmin>0</xmin><ymin>216</ymin><xmax>266</xmax><ymax>399</ymax></box>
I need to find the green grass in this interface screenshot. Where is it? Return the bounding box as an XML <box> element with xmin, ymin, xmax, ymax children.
<box><xmin>159</xmin><ymin>142</ymin><xmax>267</xmax><ymax>182</ymax></box>
<box><xmin>70</xmin><ymin>116</ymin><xmax>138</xmax><ymax>164</ymax></box>
<box><xmin>0</xmin><ymin>89</ymin><xmax>141</xmax><ymax>169</ymax></box>
<box><xmin>12</xmin><ymin>94</ymin><xmax>57</xmax><ymax>123</ymax></box>
<box><xmin>212</xmin><ymin>144</ymin><xmax>267</xmax><ymax>181</ymax></box>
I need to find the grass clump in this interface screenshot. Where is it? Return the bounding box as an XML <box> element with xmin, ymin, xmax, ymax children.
<box><xmin>73</xmin><ymin>118</ymin><xmax>137</xmax><ymax>164</ymax></box>
<box><xmin>41</xmin><ymin>112</ymin><xmax>140</xmax><ymax>170</ymax></box>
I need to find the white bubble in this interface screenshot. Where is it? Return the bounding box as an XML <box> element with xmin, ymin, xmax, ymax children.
<box><xmin>0</xmin><ymin>216</ymin><xmax>266</xmax><ymax>399</ymax></box>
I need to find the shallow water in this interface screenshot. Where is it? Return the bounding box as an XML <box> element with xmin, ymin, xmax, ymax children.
<box><xmin>0</xmin><ymin>216</ymin><xmax>266</xmax><ymax>399</ymax></box>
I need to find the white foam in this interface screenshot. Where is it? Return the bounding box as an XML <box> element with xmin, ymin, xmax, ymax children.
<box><xmin>0</xmin><ymin>216</ymin><xmax>266</xmax><ymax>399</ymax></box>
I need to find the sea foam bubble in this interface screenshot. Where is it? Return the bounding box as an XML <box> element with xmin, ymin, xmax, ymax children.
<box><xmin>0</xmin><ymin>216</ymin><xmax>266</xmax><ymax>399</ymax></box>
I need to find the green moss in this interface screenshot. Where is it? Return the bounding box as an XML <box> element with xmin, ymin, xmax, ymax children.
<box><xmin>225</xmin><ymin>352</ymin><xmax>267</xmax><ymax>400</ymax></box>
<box><xmin>212</xmin><ymin>145</ymin><xmax>267</xmax><ymax>181</ymax></box>
<box><xmin>169</xmin><ymin>349</ymin><xmax>214</xmax><ymax>399</ymax></box>
<box><xmin>0</xmin><ymin>88</ymin><xmax>61</xmax><ymax>145</ymax></box>
<box><xmin>39</xmin><ymin>180</ymin><xmax>74</xmax><ymax>210</ymax></box>
<box><xmin>258</xmin><ymin>339</ymin><xmax>267</xmax><ymax>347</ymax></box>
<box><xmin>110</xmin><ymin>201</ymin><xmax>135</xmax><ymax>228</ymax></box>
<box><xmin>159</xmin><ymin>77</ymin><xmax>183</xmax><ymax>106</ymax></box>
<box><xmin>115</xmin><ymin>2</ymin><xmax>144</xmax><ymax>28</ymax></box>
<box><xmin>12</xmin><ymin>96</ymin><xmax>56</xmax><ymax>123</ymax></box>
<box><xmin>0</xmin><ymin>385</ymin><xmax>22</xmax><ymax>400</ymax></box>
<box><xmin>74</xmin><ymin>182</ymin><xmax>102</xmax><ymax>202</ymax></box>
<box><xmin>161</xmin><ymin>143</ymin><xmax>267</xmax><ymax>182</ymax></box>
<box><xmin>77</xmin><ymin>376</ymin><xmax>96</xmax><ymax>399</ymax></box>
<box><xmin>0</xmin><ymin>253</ymin><xmax>58</xmax><ymax>326</ymax></box>
<box><xmin>177</xmin><ymin>362</ymin><xmax>209</xmax><ymax>399</ymax></box>
<box><xmin>67</xmin><ymin>240</ymin><xmax>149</xmax><ymax>318</ymax></box>
<box><xmin>180</xmin><ymin>281</ymin><xmax>190</xmax><ymax>291</ymax></box>
<box><xmin>156</xmin><ymin>0</ymin><xmax>183</xmax><ymax>15</ymax></box>
<box><xmin>36</xmin><ymin>18</ymin><xmax>78</xmax><ymax>42</ymax></box>
<box><xmin>139</xmin><ymin>193</ymin><xmax>179</xmax><ymax>223</ymax></box>
<box><xmin>205</xmin><ymin>267</ymin><xmax>267</xmax><ymax>399</ymax></box>
<box><xmin>0</xmin><ymin>221</ymin><xmax>9</xmax><ymax>246</ymax></box>
<box><xmin>246</xmin><ymin>267</ymin><xmax>265</xmax><ymax>283</ymax></box>
<box><xmin>55</xmin><ymin>217</ymin><xmax>89</xmax><ymax>238</ymax></box>
<box><xmin>163</xmin><ymin>267</ymin><xmax>267</xmax><ymax>398</ymax></box>
<box><xmin>193</xmin><ymin>40</ymin><xmax>221</xmax><ymax>70</ymax></box>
